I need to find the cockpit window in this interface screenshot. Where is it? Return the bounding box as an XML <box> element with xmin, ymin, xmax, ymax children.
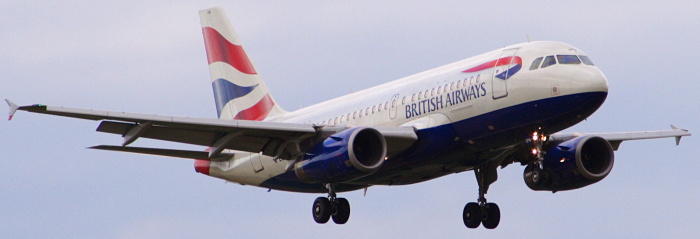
<box><xmin>529</xmin><ymin>57</ymin><xmax>543</xmax><ymax>70</ymax></box>
<box><xmin>579</xmin><ymin>55</ymin><xmax>594</xmax><ymax>66</ymax></box>
<box><xmin>557</xmin><ymin>55</ymin><xmax>581</xmax><ymax>64</ymax></box>
<box><xmin>541</xmin><ymin>55</ymin><xmax>556</xmax><ymax>68</ymax></box>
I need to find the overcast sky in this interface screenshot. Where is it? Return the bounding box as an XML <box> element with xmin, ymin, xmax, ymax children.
<box><xmin>1</xmin><ymin>1</ymin><xmax>699</xmax><ymax>238</ymax></box>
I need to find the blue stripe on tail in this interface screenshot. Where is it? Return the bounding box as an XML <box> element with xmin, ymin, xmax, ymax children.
<box><xmin>212</xmin><ymin>78</ymin><xmax>258</xmax><ymax>117</ymax></box>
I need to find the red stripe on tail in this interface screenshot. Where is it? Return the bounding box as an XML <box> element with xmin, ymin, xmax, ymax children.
<box><xmin>233</xmin><ymin>94</ymin><xmax>275</xmax><ymax>121</ymax></box>
<box><xmin>202</xmin><ymin>27</ymin><xmax>257</xmax><ymax>75</ymax></box>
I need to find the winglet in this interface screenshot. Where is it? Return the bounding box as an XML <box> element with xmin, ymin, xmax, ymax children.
<box><xmin>671</xmin><ymin>125</ymin><xmax>687</xmax><ymax>145</ymax></box>
<box><xmin>5</xmin><ymin>99</ymin><xmax>19</xmax><ymax>121</ymax></box>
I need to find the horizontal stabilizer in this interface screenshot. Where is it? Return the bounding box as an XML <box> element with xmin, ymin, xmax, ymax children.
<box><xmin>89</xmin><ymin>145</ymin><xmax>233</xmax><ymax>161</ymax></box>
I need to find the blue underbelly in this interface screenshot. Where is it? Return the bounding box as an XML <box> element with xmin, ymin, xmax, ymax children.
<box><xmin>260</xmin><ymin>91</ymin><xmax>607</xmax><ymax>193</ymax></box>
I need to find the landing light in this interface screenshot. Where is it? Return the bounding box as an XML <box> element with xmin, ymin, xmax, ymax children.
<box><xmin>560</xmin><ymin>158</ymin><xmax>566</xmax><ymax>163</ymax></box>
<box><xmin>531</xmin><ymin>149</ymin><xmax>538</xmax><ymax>155</ymax></box>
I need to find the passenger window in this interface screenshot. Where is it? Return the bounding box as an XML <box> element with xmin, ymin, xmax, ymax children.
<box><xmin>347</xmin><ymin>113</ymin><xmax>351</xmax><ymax>120</ymax></box>
<box><xmin>378</xmin><ymin>103</ymin><xmax>382</xmax><ymax>112</ymax></box>
<box><xmin>322</xmin><ymin>120</ymin><xmax>326</xmax><ymax>125</ymax></box>
<box><xmin>579</xmin><ymin>55</ymin><xmax>594</xmax><ymax>65</ymax></box>
<box><xmin>444</xmin><ymin>84</ymin><xmax>448</xmax><ymax>92</ymax></box>
<box><xmin>424</xmin><ymin>90</ymin><xmax>429</xmax><ymax>97</ymax></box>
<box><xmin>334</xmin><ymin>117</ymin><xmax>338</xmax><ymax>125</ymax></box>
<box><xmin>529</xmin><ymin>57</ymin><xmax>543</xmax><ymax>70</ymax></box>
<box><xmin>353</xmin><ymin>112</ymin><xmax>357</xmax><ymax>119</ymax></box>
<box><xmin>450</xmin><ymin>82</ymin><xmax>455</xmax><ymax>91</ymax></box>
<box><xmin>437</xmin><ymin>86</ymin><xmax>442</xmax><ymax>93</ymax></box>
<box><xmin>541</xmin><ymin>56</ymin><xmax>556</xmax><ymax>68</ymax></box>
<box><xmin>359</xmin><ymin>109</ymin><xmax>363</xmax><ymax>117</ymax></box>
<box><xmin>385</xmin><ymin>101</ymin><xmax>389</xmax><ymax>110</ymax></box>
<box><xmin>557</xmin><ymin>55</ymin><xmax>581</xmax><ymax>64</ymax></box>
<box><xmin>402</xmin><ymin>97</ymin><xmax>406</xmax><ymax>104</ymax></box>
<box><xmin>418</xmin><ymin>92</ymin><xmax>422</xmax><ymax>100</ymax></box>
<box><xmin>366</xmin><ymin>107</ymin><xmax>370</xmax><ymax>115</ymax></box>
<box><xmin>412</xmin><ymin>93</ymin><xmax>416</xmax><ymax>102</ymax></box>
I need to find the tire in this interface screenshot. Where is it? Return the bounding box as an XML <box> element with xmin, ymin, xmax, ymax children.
<box><xmin>313</xmin><ymin>197</ymin><xmax>331</xmax><ymax>224</ymax></box>
<box><xmin>463</xmin><ymin>202</ymin><xmax>482</xmax><ymax>228</ymax></box>
<box><xmin>482</xmin><ymin>203</ymin><xmax>500</xmax><ymax>229</ymax></box>
<box><xmin>331</xmin><ymin>198</ymin><xmax>351</xmax><ymax>224</ymax></box>
<box><xmin>525</xmin><ymin>164</ymin><xmax>543</xmax><ymax>185</ymax></box>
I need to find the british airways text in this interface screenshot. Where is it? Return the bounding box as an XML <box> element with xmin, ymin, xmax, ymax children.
<box><xmin>405</xmin><ymin>82</ymin><xmax>487</xmax><ymax>119</ymax></box>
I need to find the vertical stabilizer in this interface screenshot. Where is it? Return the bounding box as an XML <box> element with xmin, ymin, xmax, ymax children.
<box><xmin>199</xmin><ymin>7</ymin><xmax>286</xmax><ymax>121</ymax></box>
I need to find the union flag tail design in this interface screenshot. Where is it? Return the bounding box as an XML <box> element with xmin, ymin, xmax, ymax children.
<box><xmin>199</xmin><ymin>7</ymin><xmax>286</xmax><ymax>121</ymax></box>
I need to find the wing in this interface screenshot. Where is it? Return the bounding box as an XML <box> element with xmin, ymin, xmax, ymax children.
<box><xmin>549</xmin><ymin>126</ymin><xmax>690</xmax><ymax>150</ymax></box>
<box><xmin>6</xmin><ymin>100</ymin><xmax>417</xmax><ymax>160</ymax></box>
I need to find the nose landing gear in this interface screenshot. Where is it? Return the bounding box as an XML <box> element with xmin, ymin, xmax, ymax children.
<box><xmin>525</xmin><ymin>130</ymin><xmax>551</xmax><ymax>187</ymax></box>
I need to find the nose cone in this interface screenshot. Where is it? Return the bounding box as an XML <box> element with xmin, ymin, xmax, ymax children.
<box><xmin>571</xmin><ymin>68</ymin><xmax>609</xmax><ymax>94</ymax></box>
<box><xmin>566</xmin><ymin>67</ymin><xmax>608</xmax><ymax>119</ymax></box>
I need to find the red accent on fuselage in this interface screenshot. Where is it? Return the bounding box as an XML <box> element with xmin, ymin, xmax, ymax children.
<box><xmin>233</xmin><ymin>94</ymin><xmax>275</xmax><ymax>121</ymax></box>
<box><xmin>202</xmin><ymin>27</ymin><xmax>257</xmax><ymax>75</ymax></box>
<box><xmin>462</xmin><ymin>56</ymin><xmax>522</xmax><ymax>73</ymax></box>
<box><xmin>194</xmin><ymin>159</ymin><xmax>211</xmax><ymax>175</ymax></box>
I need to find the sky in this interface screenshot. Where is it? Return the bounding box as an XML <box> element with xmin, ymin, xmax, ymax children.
<box><xmin>1</xmin><ymin>1</ymin><xmax>699</xmax><ymax>238</ymax></box>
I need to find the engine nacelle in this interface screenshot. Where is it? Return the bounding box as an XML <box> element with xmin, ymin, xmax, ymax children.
<box><xmin>525</xmin><ymin>136</ymin><xmax>614</xmax><ymax>192</ymax></box>
<box><xmin>294</xmin><ymin>127</ymin><xmax>387</xmax><ymax>183</ymax></box>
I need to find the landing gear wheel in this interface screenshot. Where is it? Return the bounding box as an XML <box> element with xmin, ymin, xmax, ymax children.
<box><xmin>463</xmin><ymin>162</ymin><xmax>501</xmax><ymax>229</ymax></box>
<box><xmin>524</xmin><ymin>164</ymin><xmax>546</xmax><ymax>185</ymax></box>
<box><xmin>313</xmin><ymin>183</ymin><xmax>352</xmax><ymax>225</ymax></box>
<box><xmin>312</xmin><ymin>197</ymin><xmax>331</xmax><ymax>224</ymax></box>
<box><xmin>463</xmin><ymin>202</ymin><xmax>482</xmax><ymax>228</ymax></box>
<box><xmin>482</xmin><ymin>203</ymin><xmax>500</xmax><ymax>229</ymax></box>
<box><xmin>531</xmin><ymin>167</ymin><xmax>541</xmax><ymax>184</ymax></box>
<box><xmin>331</xmin><ymin>198</ymin><xmax>350</xmax><ymax>224</ymax></box>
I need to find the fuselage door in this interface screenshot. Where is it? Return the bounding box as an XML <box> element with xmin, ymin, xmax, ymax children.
<box><xmin>491</xmin><ymin>48</ymin><xmax>520</xmax><ymax>99</ymax></box>
<box><xmin>250</xmin><ymin>152</ymin><xmax>264</xmax><ymax>173</ymax></box>
<box><xmin>389</xmin><ymin>94</ymin><xmax>399</xmax><ymax>119</ymax></box>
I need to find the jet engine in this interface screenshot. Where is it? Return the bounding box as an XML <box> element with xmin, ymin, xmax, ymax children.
<box><xmin>294</xmin><ymin>127</ymin><xmax>387</xmax><ymax>183</ymax></box>
<box><xmin>524</xmin><ymin>136</ymin><xmax>614</xmax><ymax>192</ymax></box>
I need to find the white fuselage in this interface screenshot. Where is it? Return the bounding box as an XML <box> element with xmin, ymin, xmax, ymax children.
<box><xmin>204</xmin><ymin>41</ymin><xmax>609</xmax><ymax>192</ymax></box>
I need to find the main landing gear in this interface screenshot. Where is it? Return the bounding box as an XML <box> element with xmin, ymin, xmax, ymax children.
<box><xmin>312</xmin><ymin>183</ymin><xmax>350</xmax><ymax>224</ymax></box>
<box><xmin>463</xmin><ymin>162</ymin><xmax>501</xmax><ymax>229</ymax></box>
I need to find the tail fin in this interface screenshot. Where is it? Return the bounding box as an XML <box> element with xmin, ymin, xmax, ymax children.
<box><xmin>199</xmin><ymin>7</ymin><xmax>286</xmax><ymax>121</ymax></box>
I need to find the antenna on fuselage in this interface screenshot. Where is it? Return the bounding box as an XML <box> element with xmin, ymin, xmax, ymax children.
<box><xmin>526</xmin><ymin>34</ymin><xmax>532</xmax><ymax>43</ymax></box>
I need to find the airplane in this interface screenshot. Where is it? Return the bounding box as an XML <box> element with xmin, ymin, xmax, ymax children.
<box><xmin>6</xmin><ymin>6</ymin><xmax>691</xmax><ymax>229</ymax></box>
